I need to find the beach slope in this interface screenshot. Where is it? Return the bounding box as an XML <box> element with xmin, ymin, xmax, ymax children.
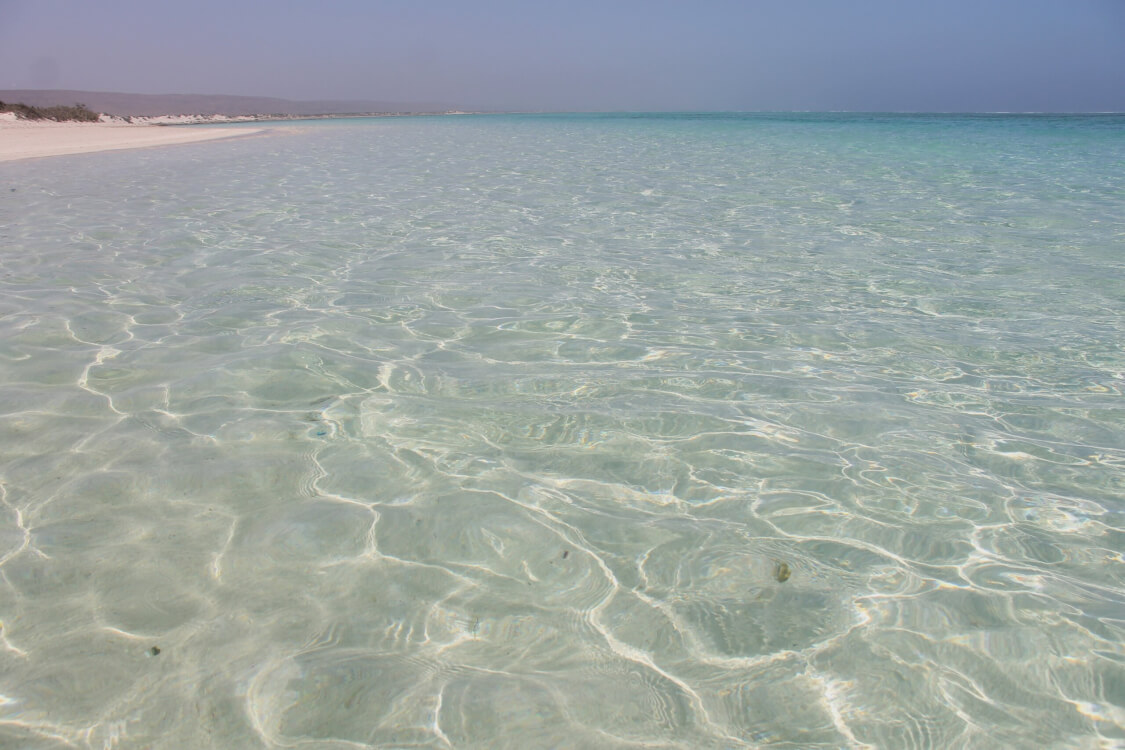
<box><xmin>0</xmin><ymin>119</ymin><xmax>263</xmax><ymax>162</ymax></box>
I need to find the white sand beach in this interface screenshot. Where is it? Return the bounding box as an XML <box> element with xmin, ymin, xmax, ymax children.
<box><xmin>0</xmin><ymin>116</ymin><xmax>264</xmax><ymax>162</ymax></box>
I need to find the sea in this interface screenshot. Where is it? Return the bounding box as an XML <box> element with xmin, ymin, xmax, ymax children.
<box><xmin>1</xmin><ymin>113</ymin><xmax>1123</xmax><ymax>749</ymax></box>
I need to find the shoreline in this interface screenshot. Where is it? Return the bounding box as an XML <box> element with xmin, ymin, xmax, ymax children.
<box><xmin>0</xmin><ymin>119</ymin><xmax>266</xmax><ymax>162</ymax></box>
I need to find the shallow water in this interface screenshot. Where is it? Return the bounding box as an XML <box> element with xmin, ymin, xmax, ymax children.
<box><xmin>1</xmin><ymin>113</ymin><xmax>1123</xmax><ymax>748</ymax></box>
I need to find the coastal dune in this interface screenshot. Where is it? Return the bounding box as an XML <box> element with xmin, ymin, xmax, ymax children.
<box><xmin>0</xmin><ymin>118</ymin><xmax>264</xmax><ymax>162</ymax></box>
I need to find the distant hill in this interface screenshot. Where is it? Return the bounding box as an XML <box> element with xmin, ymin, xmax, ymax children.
<box><xmin>0</xmin><ymin>90</ymin><xmax>460</xmax><ymax>117</ymax></box>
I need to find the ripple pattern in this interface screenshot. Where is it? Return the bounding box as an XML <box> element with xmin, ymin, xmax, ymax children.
<box><xmin>0</xmin><ymin>113</ymin><xmax>1123</xmax><ymax>748</ymax></box>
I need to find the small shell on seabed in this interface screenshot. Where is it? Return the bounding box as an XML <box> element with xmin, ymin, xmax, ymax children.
<box><xmin>773</xmin><ymin>561</ymin><xmax>791</xmax><ymax>583</ymax></box>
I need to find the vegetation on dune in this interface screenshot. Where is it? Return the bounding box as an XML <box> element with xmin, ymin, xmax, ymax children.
<box><xmin>0</xmin><ymin>101</ymin><xmax>101</xmax><ymax>122</ymax></box>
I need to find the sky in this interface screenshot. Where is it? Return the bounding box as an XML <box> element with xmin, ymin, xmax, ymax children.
<box><xmin>1</xmin><ymin>0</ymin><xmax>1123</xmax><ymax>112</ymax></box>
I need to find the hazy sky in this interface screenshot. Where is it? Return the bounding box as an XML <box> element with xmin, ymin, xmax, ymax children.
<box><xmin>1</xmin><ymin>0</ymin><xmax>1122</xmax><ymax>111</ymax></box>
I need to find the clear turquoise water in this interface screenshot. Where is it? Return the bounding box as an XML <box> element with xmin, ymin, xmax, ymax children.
<box><xmin>1</xmin><ymin>113</ymin><xmax>1123</xmax><ymax>748</ymax></box>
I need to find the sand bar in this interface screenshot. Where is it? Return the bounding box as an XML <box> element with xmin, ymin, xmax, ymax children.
<box><xmin>0</xmin><ymin>119</ymin><xmax>264</xmax><ymax>162</ymax></box>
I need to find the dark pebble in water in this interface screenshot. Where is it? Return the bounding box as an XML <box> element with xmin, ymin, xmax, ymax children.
<box><xmin>562</xmin><ymin>550</ymin><xmax>569</xmax><ymax>559</ymax></box>
<box><xmin>148</xmin><ymin>646</ymin><xmax>161</xmax><ymax>656</ymax></box>
<box><xmin>774</xmin><ymin>561</ymin><xmax>791</xmax><ymax>583</ymax></box>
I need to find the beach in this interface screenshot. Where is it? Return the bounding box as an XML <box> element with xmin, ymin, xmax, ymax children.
<box><xmin>0</xmin><ymin>116</ymin><xmax>264</xmax><ymax>161</ymax></box>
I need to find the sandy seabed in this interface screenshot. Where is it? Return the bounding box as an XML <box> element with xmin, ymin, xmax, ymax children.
<box><xmin>0</xmin><ymin>119</ymin><xmax>264</xmax><ymax>162</ymax></box>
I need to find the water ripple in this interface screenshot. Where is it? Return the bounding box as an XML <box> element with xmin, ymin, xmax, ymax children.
<box><xmin>1</xmin><ymin>113</ymin><xmax>1123</xmax><ymax>747</ymax></box>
